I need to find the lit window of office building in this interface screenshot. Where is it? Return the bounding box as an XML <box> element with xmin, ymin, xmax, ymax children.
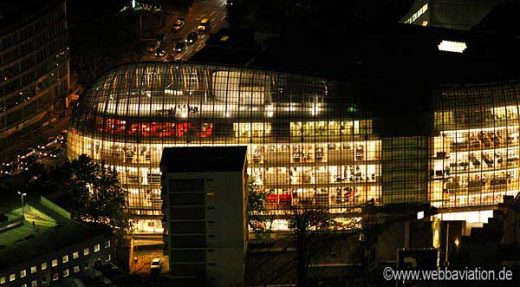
<box><xmin>400</xmin><ymin>0</ymin><xmax>499</xmax><ymax>30</ymax></box>
<box><xmin>0</xmin><ymin>0</ymin><xmax>70</xmax><ymax>144</ymax></box>
<box><xmin>0</xmin><ymin>198</ymin><xmax>113</xmax><ymax>287</ymax></box>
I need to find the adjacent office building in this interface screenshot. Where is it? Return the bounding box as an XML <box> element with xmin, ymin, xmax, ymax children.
<box><xmin>0</xmin><ymin>0</ymin><xmax>70</xmax><ymax>142</ymax></box>
<box><xmin>401</xmin><ymin>0</ymin><xmax>502</xmax><ymax>30</ymax></box>
<box><xmin>161</xmin><ymin>146</ymin><xmax>248</xmax><ymax>286</ymax></box>
<box><xmin>0</xmin><ymin>197</ymin><xmax>113</xmax><ymax>287</ymax></box>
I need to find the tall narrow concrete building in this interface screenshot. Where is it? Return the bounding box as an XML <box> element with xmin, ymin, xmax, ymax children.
<box><xmin>160</xmin><ymin>146</ymin><xmax>248</xmax><ymax>286</ymax></box>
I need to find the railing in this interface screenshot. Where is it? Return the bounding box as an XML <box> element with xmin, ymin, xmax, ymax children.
<box><xmin>0</xmin><ymin>215</ymin><xmax>24</xmax><ymax>232</ymax></box>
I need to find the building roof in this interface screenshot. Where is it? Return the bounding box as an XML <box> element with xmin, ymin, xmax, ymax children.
<box><xmin>70</xmin><ymin>62</ymin><xmax>361</xmax><ymax>136</ymax></box>
<box><xmin>473</xmin><ymin>1</ymin><xmax>520</xmax><ymax>37</ymax></box>
<box><xmin>160</xmin><ymin>146</ymin><xmax>247</xmax><ymax>173</ymax></box>
<box><xmin>0</xmin><ymin>199</ymin><xmax>111</xmax><ymax>270</ymax></box>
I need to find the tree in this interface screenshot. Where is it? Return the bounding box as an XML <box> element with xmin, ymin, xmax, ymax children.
<box><xmin>59</xmin><ymin>155</ymin><xmax>132</xmax><ymax>240</ymax></box>
<box><xmin>247</xmin><ymin>178</ymin><xmax>274</xmax><ymax>238</ymax></box>
<box><xmin>287</xmin><ymin>205</ymin><xmax>333</xmax><ymax>287</ymax></box>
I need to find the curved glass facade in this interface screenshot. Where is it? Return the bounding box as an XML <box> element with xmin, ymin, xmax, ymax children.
<box><xmin>68</xmin><ymin>63</ymin><xmax>378</xmax><ymax>232</ymax></box>
<box><xmin>431</xmin><ymin>82</ymin><xmax>520</xmax><ymax>210</ymax></box>
<box><xmin>68</xmin><ymin>62</ymin><xmax>520</xmax><ymax>233</ymax></box>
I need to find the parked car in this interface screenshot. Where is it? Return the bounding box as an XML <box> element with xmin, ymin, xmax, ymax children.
<box><xmin>59</xmin><ymin>129</ymin><xmax>67</xmax><ymax>143</ymax></box>
<box><xmin>186</xmin><ymin>32</ymin><xmax>198</xmax><ymax>45</ymax></box>
<box><xmin>48</xmin><ymin>148</ymin><xmax>60</xmax><ymax>158</ymax></box>
<box><xmin>20</xmin><ymin>154</ymin><xmax>38</xmax><ymax>170</ymax></box>
<box><xmin>172</xmin><ymin>18</ymin><xmax>185</xmax><ymax>33</ymax></box>
<box><xmin>155</xmin><ymin>47</ymin><xmax>166</xmax><ymax>58</ymax></box>
<box><xmin>174</xmin><ymin>41</ymin><xmax>186</xmax><ymax>53</ymax></box>
<box><xmin>198</xmin><ymin>18</ymin><xmax>210</xmax><ymax>32</ymax></box>
<box><xmin>151</xmin><ymin>258</ymin><xmax>161</xmax><ymax>269</ymax></box>
<box><xmin>150</xmin><ymin>258</ymin><xmax>161</xmax><ymax>275</ymax></box>
<box><xmin>57</xmin><ymin>133</ymin><xmax>66</xmax><ymax>144</ymax></box>
<box><xmin>1</xmin><ymin>162</ymin><xmax>17</xmax><ymax>175</ymax></box>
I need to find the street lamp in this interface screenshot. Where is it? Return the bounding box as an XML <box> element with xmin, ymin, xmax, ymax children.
<box><xmin>18</xmin><ymin>191</ymin><xmax>27</xmax><ymax>217</ymax></box>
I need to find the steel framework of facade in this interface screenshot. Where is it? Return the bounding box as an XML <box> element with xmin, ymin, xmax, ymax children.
<box><xmin>68</xmin><ymin>62</ymin><xmax>520</xmax><ymax>232</ymax></box>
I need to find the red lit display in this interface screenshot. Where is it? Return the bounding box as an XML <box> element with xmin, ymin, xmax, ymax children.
<box><xmin>96</xmin><ymin>118</ymin><xmax>213</xmax><ymax>138</ymax></box>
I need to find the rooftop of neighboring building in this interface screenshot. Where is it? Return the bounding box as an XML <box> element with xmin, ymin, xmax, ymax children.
<box><xmin>0</xmin><ymin>197</ymin><xmax>111</xmax><ymax>270</ymax></box>
<box><xmin>191</xmin><ymin>29</ymin><xmax>260</xmax><ymax>66</ymax></box>
<box><xmin>473</xmin><ymin>0</ymin><xmax>520</xmax><ymax>37</ymax></box>
<box><xmin>160</xmin><ymin>146</ymin><xmax>248</xmax><ymax>173</ymax></box>
<box><xmin>192</xmin><ymin>23</ymin><xmax>520</xmax><ymax>89</ymax></box>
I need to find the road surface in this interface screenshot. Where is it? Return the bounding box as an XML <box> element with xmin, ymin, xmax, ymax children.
<box><xmin>142</xmin><ymin>0</ymin><xmax>228</xmax><ymax>62</ymax></box>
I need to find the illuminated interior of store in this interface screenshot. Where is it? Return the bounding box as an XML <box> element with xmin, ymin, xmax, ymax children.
<box><xmin>68</xmin><ymin>63</ymin><xmax>520</xmax><ymax>233</ymax></box>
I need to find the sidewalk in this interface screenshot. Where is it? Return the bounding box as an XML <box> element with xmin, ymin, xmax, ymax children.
<box><xmin>0</xmin><ymin>111</ymin><xmax>70</xmax><ymax>163</ymax></box>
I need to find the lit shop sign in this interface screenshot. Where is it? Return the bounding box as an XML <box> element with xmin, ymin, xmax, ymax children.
<box><xmin>156</xmin><ymin>105</ymin><xmax>199</xmax><ymax>117</ymax></box>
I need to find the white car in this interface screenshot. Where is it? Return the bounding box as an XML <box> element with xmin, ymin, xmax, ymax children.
<box><xmin>151</xmin><ymin>258</ymin><xmax>161</xmax><ymax>270</ymax></box>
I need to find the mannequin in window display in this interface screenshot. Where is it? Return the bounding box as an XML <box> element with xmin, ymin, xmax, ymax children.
<box><xmin>496</xmin><ymin>152</ymin><xmax>503</xmax><ymax>165</ymax></box>
<box><xmin>347</xmin><ymin>166</ymin><xmax>354</xmax><ymax>181</ymax></box>
<box><xmin>482</xmin><ymin>152</ymin><xmax>493</xmax><ymax>166</ymax></box>
<box><xmin>507</xmin><ymin>132</ymin><xmax>517</xmax><ymax>144</ymax></box>
<box><xmin>303</xmin><ymin>169</ymin><xmax>312</xmax><ymax>184</ymax></box>
<box><xmin>469</xmin><ymin>153</ymin><xmax>480</xmax><ymax>167</ymax></box>
<box><xmin>253</xmin><ymin>148</ymin><xmax>262</xmax><ymax>163</ymax></box>
<box><xmin>479</xmin><ymin>174</ymin><xmax>487</xmax><ymax>188</ymax></box>
<box><xmin>443</xmin><ymin>167</ymin><xmax>450</xmax><ymax>178</ymax></box>
<box><xmin>355</xmin><ymin>166</ymin><xmax>362</xmax><ymax>181</ymax></box>
<box><xmin>290</xmin><ymin>167</ymin><xmax>299</xmax><ymax>184</ymax></box>
<box><xmin>303</xmin><ymin>146</ymin><xmax>312</xmax><ymax>162</ymax></box>
<box><xmin>125</xmin><ymin>150</ymin><xmax>134</xmax><ymax>163</ymax></box>
<box><xmin>291</xmin><ymin>189</ymin><xmax>298</xmax><ymax>204</ymax></box>
<box><xmin>468</xmin><ymin>175</ymin><xmax>481</xmax><ymax>192</ymax></box>
<box><xmin>335</xmin><ymin>187</ymin><xmax>342</xmax><ymax>204</ymax></box>
<box><xmin>335</xmin><ymin>167</ymin><xmax>342</xmax><ymax>182</ymax></box>
<box><xmin>355</xmin><ymin>145</ymin><xmax>364</xmax><ymax>161</ymax></box>
<box><xmin>468</xmin><ymin>133</ymin><xmax>479</xmax><ymax>148</ymax></box>
<box><xmin>315</xmin><ymin>146</ymin><xmax>324</xmax><ymax>160</ymax></box>
<box><xmin>344</xmin><ymin>187</ymin><xmax>354</xmax><ymax>202</ymax></box>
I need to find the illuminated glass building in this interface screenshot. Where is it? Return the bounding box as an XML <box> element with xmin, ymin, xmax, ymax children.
<box><xmin>0</xmin><ymin>0</ymin><xmax>70</xmax><ymax>142</ymax></box>
<box><xmin>68</xmin><ymin>62</ymin><xmax>520</xmax><ymax>233</ymax></box>
<box><xmin>431</xmin><ymin>82</ymin><xmax>520</xmax><ymax>210</ymax></box>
